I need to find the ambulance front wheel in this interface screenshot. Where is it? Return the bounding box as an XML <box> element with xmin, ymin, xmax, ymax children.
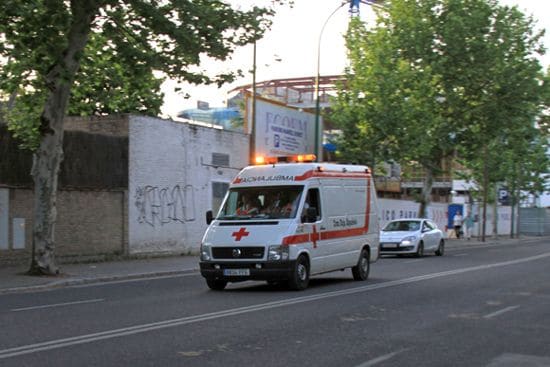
<box><xmin>288</xmin><ymin>255</ymin><xmax>310</xmax><ymax>290</ymax></box>
<box><xmin>206</xmin><ymin>278</ymin><xmax>227</xmax><ymax>290</ymax></box>
<box><xmin>352</xmin><ymin>248</ymin><xmax>370</xmax><ymax>281</ymax></box>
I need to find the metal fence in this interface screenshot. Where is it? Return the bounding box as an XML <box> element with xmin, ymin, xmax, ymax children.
<box><xmin>519</xmin><ymin>208</ymin><xmax>550</xmax><ymax>236</ymax></box>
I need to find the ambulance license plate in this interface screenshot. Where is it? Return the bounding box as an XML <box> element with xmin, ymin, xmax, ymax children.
<box><xmin>223</xmin><ymin>269</ymin><xmax>250</xmax><ymax>276</ymax></box>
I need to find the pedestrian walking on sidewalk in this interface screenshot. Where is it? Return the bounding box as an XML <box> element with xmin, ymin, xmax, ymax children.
<box><xmin>453</xmin><ymin>211</ymin><xmax>464</xmax><ymax>239</ymax></box>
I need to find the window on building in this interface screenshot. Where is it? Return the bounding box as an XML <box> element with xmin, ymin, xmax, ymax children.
<box><xmin>212</xmin><ymin>181</ymin><xmax>229</xmax><ymax>215</ymax></box>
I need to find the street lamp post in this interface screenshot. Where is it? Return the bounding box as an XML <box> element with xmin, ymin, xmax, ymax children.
<box><xmin>250</xmin><ymin>40</ymin><xmax>257</xmax><ymax>165</ymax></box>
<box><xmin>314</xmin><ymin>0</ymin><xmax>384</xmax><ymax>162</ymax></box>
<box><xmin>314</xmin><ymin>2</ymin><xmax>347</xmax><ymax>162</ymax></box>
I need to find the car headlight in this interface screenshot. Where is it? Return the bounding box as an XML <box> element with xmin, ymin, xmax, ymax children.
<box><xmin>400</xmin><ymin>236</ymin><xmax>417</xmax><ymax>246</ymax></box>
<box><xmin>201</xmin><ymin>243</ymin><xmax>212</xmax><ymax>261</ymax></box>
<box><xmin>268</xmin><ymin>245</ymin><xmax>289</xmax><ymax>261</ymax></box>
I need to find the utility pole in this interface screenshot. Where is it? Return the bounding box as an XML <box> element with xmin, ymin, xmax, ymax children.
<box><xmin>249</xmin><ymin>40</ymin><xmax>257</xmax><ymax>164</ymax></box>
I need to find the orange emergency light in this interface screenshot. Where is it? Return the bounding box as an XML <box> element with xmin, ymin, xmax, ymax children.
<box><xmin>253</xmin><ymin>154</ymin><xmax>317</xmax><ymax>165</ymax></box>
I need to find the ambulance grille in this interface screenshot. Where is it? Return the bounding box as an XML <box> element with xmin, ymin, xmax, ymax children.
<box><xmin>212</xmin><ymin>247</ymin><xmax>265</xmax><ymax>259</ymax></box>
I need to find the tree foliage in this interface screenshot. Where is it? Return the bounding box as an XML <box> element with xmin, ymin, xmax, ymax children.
<box><xmin>0</xmin><ymin>0</ymin><xmax>284</xmax><ymax>274</ymax></box>
<box><xmin>331</xmin><ymin>0</ymin><xmax>547</xmax><ymax>224</ymax></box>
<box><xmin>0</xmin><ymin>0</ymin><xmax>280</xmax><ymax>150</ymax></box>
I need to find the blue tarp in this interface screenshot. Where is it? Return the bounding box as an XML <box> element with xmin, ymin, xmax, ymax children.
<box><xmin>177</xmin><ymin>107</ymin><xmax>242</xmax><ymax>130</ymax></box>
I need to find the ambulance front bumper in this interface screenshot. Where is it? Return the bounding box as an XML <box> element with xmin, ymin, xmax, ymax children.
<box><xmin>199</xmin><ymin>261</ymin><xmax>296</xmax><ymax>282</ymax></box>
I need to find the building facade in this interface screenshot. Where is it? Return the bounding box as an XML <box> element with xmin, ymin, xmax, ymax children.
<box><xmin>0</xmin><ymin>115</ymin><xmax>249</xmax><ymax>264</ymax></box>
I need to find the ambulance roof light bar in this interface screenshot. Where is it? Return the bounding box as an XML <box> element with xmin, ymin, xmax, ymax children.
<box><xmin>254</xmin><ymin>154</ymin><xmax>317</xmax><ymax>165</ymax></box>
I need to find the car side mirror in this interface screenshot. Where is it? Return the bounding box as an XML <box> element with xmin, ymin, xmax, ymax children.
<box><xmin>206</xmin><ymin>210</ymin><xmax>213</xmax><ymax>225</ymax></box>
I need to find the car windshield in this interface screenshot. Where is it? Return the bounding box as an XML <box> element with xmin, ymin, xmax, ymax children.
<box><xmin>217</xmin><ymin>186</ymin><xmax>303</xmax><ymax>220</ymax></box>
<box><xmin>382</xmin><ymin>220</ymin><xmax>421</xmax><ymax>232</ymax></box>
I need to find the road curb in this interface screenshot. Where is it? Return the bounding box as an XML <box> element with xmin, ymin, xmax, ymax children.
<box><xmin>0</xmin><ymin>267</ymin><xmax>199</xmax><ymax>295</ymax></box>
<box><xmin>445</xmin><ymin>237</ymin><xmax>544</xmax><ymax>249</ymax></box>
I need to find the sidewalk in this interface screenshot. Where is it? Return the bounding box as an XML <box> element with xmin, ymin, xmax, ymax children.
<box><xmin>0</xmin><ymin>255</ymin><xmax>200</xmax><ymax>295</ymax></box>
<box><xmin>0</xmin><ymin>235</ymin><xmax>545</xmax><ymax>295</ymax></box>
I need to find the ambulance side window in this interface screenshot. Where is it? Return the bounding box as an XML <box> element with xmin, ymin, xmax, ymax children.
<box><xmin>302</xmin><ymin>188</ymin><xmax>321</xmax><ymax>223</ymax></box>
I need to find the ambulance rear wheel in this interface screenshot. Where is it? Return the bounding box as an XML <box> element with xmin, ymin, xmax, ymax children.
<box><xmin>352</xmin><ymin>248</ymin><xmax>370</xmax><ymax>281</ymax></box>
<box><xmin>206</xmin><ymin>278</ymin><xmax>227</xmax><ymax>290</ymax></box>
<box><xmin>288</xmin><ymin>255</ymin><xmax>309</xmax><ymax>290</ymax></box>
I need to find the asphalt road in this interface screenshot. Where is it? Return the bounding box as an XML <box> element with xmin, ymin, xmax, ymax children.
<box><xmin>1</xmin><ymin>238</ymin><xmax>550</xmax><ymax>367</ymax></box>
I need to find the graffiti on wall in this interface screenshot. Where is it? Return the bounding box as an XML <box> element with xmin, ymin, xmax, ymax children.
<box><xmin>134</xmin><ymin>184</ymin><xmax>196</xmax><ymax>227</ymax></box>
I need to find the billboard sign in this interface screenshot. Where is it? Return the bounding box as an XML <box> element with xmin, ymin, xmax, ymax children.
<box><xmin>247</xmin><ymin>98</ymin><xmax>319</xmax><ymax>157</ymax></box>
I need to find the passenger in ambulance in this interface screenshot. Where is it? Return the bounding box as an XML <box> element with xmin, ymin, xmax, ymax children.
<box><xmin>236</xmin><ymin>193</ymin><xmax>260</xmax><ymax>215</ymax></box>
<box><xmin>261</xmin><ymin>192</ymin><xmax>279</xmax><ymax>216</ymax></box>
<box><xmin>278</xmin><ymin>193</ymin><xmax>298</xmax><ymax>218</ymax></box>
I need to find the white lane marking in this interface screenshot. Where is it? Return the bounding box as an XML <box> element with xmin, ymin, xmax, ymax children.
<box><xmin>1</xmin><ymin>252</ymin><xmax>549</xmax><ymax>360</ymax></box>
<box><xmin>453</xmin><ymin>253</ymin><xmax>468</xmax><ymax>257</ymax></box>
<box><xmin>355</xmin><ymin>349</ymin><xmax>409</xmax><ymax>367</ymax></box>
<box><xmin>483</xmin><ymin>305</ymin><xmax>520</xmax><ymax>319</ymax></box>
<box><xmin>11</xmin><ymin>299</ymin><xmax>105</xmax><ymax>312</ymax></box>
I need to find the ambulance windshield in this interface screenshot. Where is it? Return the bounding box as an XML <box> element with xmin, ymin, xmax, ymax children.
<box><xmin>218</xmin><ymin>186</ymin><xmax>303</xmax><ymax>220</ymax></box>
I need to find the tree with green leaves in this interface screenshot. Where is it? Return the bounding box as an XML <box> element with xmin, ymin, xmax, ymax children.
<box><xmin>453</xmin><ymin>3</ymin><xmax>547</xmax><ymax>240</ymax></box>
<box><xmin>332</xmin><ymin>0</ymin><xmax>546</xmax><ymax>227</ymax></box>
<box><xmin>0</xmin><ymin>0</ymin><xmax>282</xmax><ymax>275</ymax></box>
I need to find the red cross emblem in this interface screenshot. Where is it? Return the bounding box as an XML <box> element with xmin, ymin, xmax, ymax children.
<box><xmin>232</xmin><ymin>227</ymin><xmax>250</xmax><ymax>241</ymax></box>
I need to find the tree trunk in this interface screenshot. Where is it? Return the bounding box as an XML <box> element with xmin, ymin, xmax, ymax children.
<box><xmin>418</xmin><ymin>166</ymin><xmax>433</xmax><ymax>218</ymax></box>
<box><xmin>492</xmin><ymin>182</ymin><xmax>498</xmax><ymax>239</ymax></box>
<box><xmin>28</xmin><ymin>0</ymin><xmax>99</xmax><ymax>275</ymax></box>
<box><xmin>481</xmin><ymin>146</ymin><xmax>488</xmax><ymax>242</ymax></box>
<box><xmin>510</xmin><ymin>178</ymin><xmax>516</xmax><ymax>238</ymax></box>
<box><xmin>516</xmin><ymin>185</ymin><xmax>522</xmax><ymax>238</ymax></box>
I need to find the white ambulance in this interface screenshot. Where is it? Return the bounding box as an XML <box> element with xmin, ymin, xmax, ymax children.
<box><xmin>199</xmin><ymin>155</ymin><xmax>380</xmax><ymax>290</ymax></box>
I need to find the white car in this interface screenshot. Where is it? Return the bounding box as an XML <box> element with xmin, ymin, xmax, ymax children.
<box><xmin>380</xmin><ymin>218</ymin><xmax>444</xmax><ymax>257</ymax></box>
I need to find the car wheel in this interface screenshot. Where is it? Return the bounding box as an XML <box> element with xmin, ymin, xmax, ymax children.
<box><xmin>415</xmin><ymin>242</ymin><xmax>424</xmax><ymax>258</ymax></box>
<box><xmin>288</xmin><ymin>255</ymin><xmax>309</xmax><ymax>290</ymax></box>
<box><xmin>435</xmin><ymin>239</ymin><xmax>445</xmax><ymax>256</ymax></box>
<box><xmin>352</xmin><ymin>248</ymin><xmax>370</xmax><ymax>281</ymax></box>
<box><xmin>206</xmin><ymin>278</ymin><xmax>227</xmax><ymax>290</ymax></box>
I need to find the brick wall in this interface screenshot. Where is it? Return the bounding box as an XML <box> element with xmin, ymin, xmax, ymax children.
<box><xmin>1</xmin><ymin>187</ymin><xmax>126</xmax><ymax>265</ymax></box>
<box><xmin>1</xmin><ymin>114</ymin><xmax>251</xmax><ymax>262</ymax></box>
<box><xmin>65</xmin><ymin>114</ymin><xmax>129</xmax><ymax>136</ymax></box>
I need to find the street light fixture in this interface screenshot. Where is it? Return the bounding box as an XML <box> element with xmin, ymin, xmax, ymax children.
<box><xmin>250</xmin><ymin>40</ymin><xmax>257</xmax><ymax>165</ymax></box>
<box><xmin>314</xmin><ymin>1</ymin><xmax>347</xmax><ymax>162</ymax></box>
<box><xmin>313</xmin><ymin>0</ymin><xmax>385</xmax><ymax>161</ymax></box>
<box><xmin>249</xmin><ymin>42</ymin><xmax>282</xmax><ymax>164</ymax></box>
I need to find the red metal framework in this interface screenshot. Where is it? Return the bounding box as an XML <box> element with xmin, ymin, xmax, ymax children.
<box><xmin>229</xmin><ymin>75</ymin><xmax>347</xmax><ymax>108</ymax></box>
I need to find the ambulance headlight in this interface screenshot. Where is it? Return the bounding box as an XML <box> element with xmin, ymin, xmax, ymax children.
<box><xmin>268</xmin><ymin>245</ymin><xmax>289</xmax><ymax>261</ymax></box>
<box><xmin>201</xmin><ymin>243</ymin><xmax>212</xmax><ymax>261</ymax></box>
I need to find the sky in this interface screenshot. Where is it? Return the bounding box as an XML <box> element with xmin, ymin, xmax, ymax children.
<box><xmin>160</xmin><ymin>0</ymin><xmax>550</xmax><ymax>119</ymax></box>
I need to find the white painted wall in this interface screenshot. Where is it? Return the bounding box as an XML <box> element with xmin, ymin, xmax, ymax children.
<box><xmin>128</xmin><ymin>116</ymin><xmax>249</xmax><ymax>254</ymax></box>
<box><xmin>377</xmin><ymin>198</ymin><xmax>513</xmax><ymax>238</ymax></box>
<box><xmin>126</xmin><ymin>116</ymin><xmax>514</xmax><ymax>255</ymax></box>
<box><xmin>378</xmin><ymin>198</ymin><xmax>448</xmax><ymax>235</ymax></box>
<box><xmin>470</xmin><ymin>204</ymin><xmax>513</xmax><ymax>237</ymax></box>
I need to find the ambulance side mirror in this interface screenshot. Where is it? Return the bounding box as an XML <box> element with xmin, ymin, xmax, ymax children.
<box><xmin>206</xmin><ymin>210</ymin><xmax>214</xmax><ymax>225</ymax></box>
<box><xmin>303</xmin><ymin>207</ymin><xmax>318</xmax><ymax>223</ymax></box>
